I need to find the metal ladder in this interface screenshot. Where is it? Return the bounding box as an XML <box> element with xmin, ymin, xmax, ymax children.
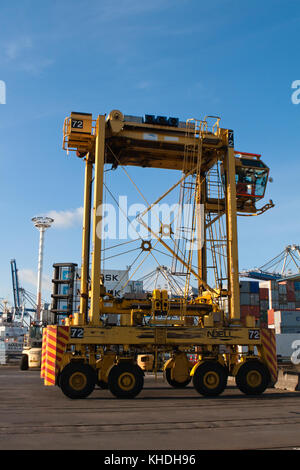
<box><xmin>171</xmin><ymin>119</ymin><xmax>203</xmax><ymax>297</ymax></box>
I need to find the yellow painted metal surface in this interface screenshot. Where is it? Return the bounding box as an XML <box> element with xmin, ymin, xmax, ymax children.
<box><xmin>45</xmin><ymin>109</ymin><xmax>277</xmax><ymax>394</ymax></box>
<box><xmin>90</xmin><ymin>115</ymin><xmax>106</xmax><ymax>325</ymax></box>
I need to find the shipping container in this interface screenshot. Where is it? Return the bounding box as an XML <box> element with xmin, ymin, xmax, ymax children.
<box><xmin>240</xmin><ymin>281</ymin><xmax>252</xmax><ymax>293</ymax></box>
<box><xmin>240</xmin><ymin>293</ymin><xmax>251</xmax><ymax>305</ymax></box>
<box><xmin>268</xmin><ymin>309</ymin><xmax>275</xmax><ymax>325</ymax></box>
<box><xmin>278</xmin><ymin>293</ymin><xmax>287</xmax><ymax>303</ymax></box>
<box><xmin>74</xmin><ymin>268</ymin><xmax>131</xmax><ymax>299</ymax></box>
<box><xmin>274</xmin><ymin>310</ymin><xmax>300</xmax><ymax>327</ymax></box>
<box><xmin>57</xmin><ymin>284</ymin><xmax>70</xmax><ymax>296</ymax></box>
<box><xmin>278</xmin><ymin>283</ymin><xmax>287</xmax><ymax>294</ymax></box>
<box><xmin>124</xmin><ymin>292</ymin><xmax>148</xmax><ymax>300</ymax></box>
<box><xmin>259</xmin><ymin>288</ymin><xmax>269</xmax><ymax>300</ymax></box>
<box><xmin>294</xmin><ymin>282</ymin><xmax>300</xmax><ymax>291</ymax></box>
<box><xmin>249</xmin><ymin>282</ymin><xmax>259</xmax><ymax>293</ymax></box>
<box><xmin>279</xmin><ymin>304</ymin><xmax>288</xmax><ymax>310</ymax></box>
<box><xmin>287</xmin><ymin>290</ymin><xmax>296</xmax><ymax>302</ymax></box>
<box><xmin>250</xmin><ymin>293</ymin><xmax>259</xmax><ymax>306</ymax></box>
<box><xmin>276</xmin><ymin>333</ymin><xmax>300</xmax><ymax>361</ymax></box>
<box><xmin>275</xmin><ymin>326</ymin><xmax>300</xmax><ymax>334</ymax></box>
<box><xmin>295</xmin><ymin>291</ymin><xmax>300</xmax><ymax>301</ymax></box>
<box><xmin>56</xmin><ymin>300</ymin><xmax>68</xmax><ymax>311</ymax></box>
<box><xmin>127</xmin><ymin>280</ymin><xmax>144</xmax><ymax>293</ymax></box>
<box><xmin>269</xmin><ymin>298</ymin><xmax>279</xmax><ymax>310</ymax></box>
<box><xmin>260</xmin><ymin>280</ymin><xmax>278</xmax><ymax>290</ymax></box>
<box><xmin>240</xmin><ymin>305</ymin><xmax>260</xmax><ymax>317</ymax></box>
<box><xmin>269</xmin><ymin>290</ymin><xmax>279</xmax><ymax>301</ymax></box>
<box><xmin>259</xmin><ymin>300</ymin><xmax>269</xmax><ymax>311</ymax></box>
<box><xmin>54</xmin><ymin>266</ymin><xmax>74</xmax><ymax>281</ymax></box>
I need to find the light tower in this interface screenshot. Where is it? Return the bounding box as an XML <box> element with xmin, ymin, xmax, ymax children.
<box><xmin>32</xmin><ymin>216</ymin><xmax>54</xmax><ymax>322</ymax></box>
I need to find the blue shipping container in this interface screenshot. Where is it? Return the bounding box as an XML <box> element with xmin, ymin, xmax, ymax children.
<box><xmin>250</xmin><ymin>281</ymin><xmax>260</xmax><ymax>293</ymax></box>
<box><xmin>294</xmin><ymin>282</ymin><xmax>300</xmax><ymax>291</ymax></box>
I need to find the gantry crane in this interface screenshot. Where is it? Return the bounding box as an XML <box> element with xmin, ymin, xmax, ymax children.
<box><xmin>240</xmin><ymin>245</ymin><xmax>300</xmax><ymax>281</ymax></box>
<box><xmin>41</xmin><ymin>110</ymin><xmax>277</xmax><ymax>399</ymax></box>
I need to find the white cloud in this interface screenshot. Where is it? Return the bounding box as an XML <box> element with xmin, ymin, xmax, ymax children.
<box><xmin>4</xmin><ymin>36</ymin><xmax>32</xmax><ymax>60</ymax></box>
<box><xmin>44</xmin><ymin>207</ymin><xmax>83</xmax><ymax>229</ymax></box>
<box><xmin>20</xmin><ymin>58</ymin><xmax>55</xmax><ymax>75</ymax></box>
<box><xmin>18</xmin><ymin>269</ymin><xmax>52</xmax><ymax>294</ymax></box>
<box><xmin>2</xmin><ymin>36</ymin><xmax>54</xmax><ymax>75</ymax></box>
<box><xmin>137</xmin><ymin>81</ymin><xmax>152</xmax><ymax>90</ymax></box>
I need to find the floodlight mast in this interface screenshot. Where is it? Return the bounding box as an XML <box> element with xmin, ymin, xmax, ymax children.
<box><xmin>31</xmin><ymin>217</ymin><xmax>54</xmax><ymax>322</ymax></box>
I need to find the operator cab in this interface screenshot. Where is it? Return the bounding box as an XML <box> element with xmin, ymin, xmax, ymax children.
<box><xmin>222</xmin><ymin>152</ymin><xmax>269</xmax><ymax>213</ymax></box>
<box><xmin>235</xmin><ymin>152</ymin><xmax>269</xmax><ymax>200</ymax></box>
<box><xmin>28</xmin><ymin>323</ymin><xmax>43</xmax><ymax>347</ymax></box>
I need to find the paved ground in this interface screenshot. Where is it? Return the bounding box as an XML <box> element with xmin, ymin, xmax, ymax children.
<box><xmin>0</xmin><ymin>366</ymin><xmax>300</xmax><ymax>450</ymax></box>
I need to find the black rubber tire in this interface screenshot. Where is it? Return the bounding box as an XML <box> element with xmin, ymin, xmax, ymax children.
<box><xmin>165</xmin><ymin>368</ymin><xmax>191</xmax><ymax>388</ymax></box>
<box><xmin>20</xmin><ymin>354</ymin><xmax>29</xmax><ymax>371</ymax></box>
<box><xmin>97</xmin><ymin>379</ymin><xmax>109</xmax><ymax>389</ymax></box>
<box><xmin>60</xmin><ymin>362</ymin><xmax>96</xmax><ymax>399</ymax></box>
<box><xmin>193</xmin><ymin>361</ymin><xmax>228</xmax><ymax>397</ymax></box>
<box><xmin>108</xmin><ymin>362</ymin><xmax>144</xmax><ymax>399</ymax></box>
<box><xmin>236</xmin><ymin>360</ymin><xmax>270</xmax><ymax>396</ymax></box>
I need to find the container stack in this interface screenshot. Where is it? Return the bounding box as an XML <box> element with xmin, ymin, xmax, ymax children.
<box><xmin>260</xmin><ymin>280</ymin><xmax>300</xmax><ymax>311</ymax></box>
<box><xmin>256</xmin><ymin>279</ymin><xmax>300</xmax><ymax>333</ymax></box>
<box><xmin>273</xmin><ymin>310</ymin><xmax>300</xmax><ymax>334</ymax></box>
<box><xmin>239</xmin><ymin>281</ymin><xmax>260</xmax><ymax>324</ymax></box>
<box><xmin>239</xmin><ymin>278</ymin><xmax>300</xmax><ymax>329</ymax></box>
<box><xmin>259</xmin><ymin>287</ymin><xmax>269</xmax><ymax>327</ymax></box>
<box><xmin>127</xmin><ymin>280</ymin><xmax>144</xmax><ymax>294</ymax></box>
<box><xmin>259</xmin><ymin>280</ymin><xmax>279</xmax><ymax>310</ymax></box>
<box><xmin>295</xmin><ymin>281</ymin><xmax>300</xmax><ymax>309</ymax></box>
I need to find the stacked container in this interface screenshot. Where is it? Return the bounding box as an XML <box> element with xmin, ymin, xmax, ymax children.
<box><xmin>240</xmin><ymin>281</ymin><xmax>260</xmax><ymax>323</ymax></box>
<box><xmin>260</xmin><ymin>279</ymin><xmax>300</xmax><ymax>314</ymax></box>
<box><xmin>259</xmin><ymin>287</ymin><xmax>269</xmax><ymax>327</ymax></box>
<box><xmin>259</xmin><ymin>280</ymin><xmax>279</xmax><ymax>310</ymax></box>
<box><xmin>127</xmin><ymin>280</ymin><xmax>144</xmax><ymax>293</ymax></box>
<box><xmin>295</xmin><ymin>281</ymin><xmax>300</xmax><ymax>309</ymax></box>
<box><xmin>273</xmin><ymin>310</ymin><xmax>300</xmax><ymax>334</ymax></box>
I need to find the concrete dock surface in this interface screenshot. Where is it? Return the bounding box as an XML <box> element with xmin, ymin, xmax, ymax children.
<box><xmin>0</xmin><ymin>367</ymin><xmax>300</xmax><ymax>450</ymax></box>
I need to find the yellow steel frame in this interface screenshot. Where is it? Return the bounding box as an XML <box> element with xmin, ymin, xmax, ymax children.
<box><xmin>44</xmin><ymin>110</ymin><xmax>278</xmax><ymax>392</ymax></box>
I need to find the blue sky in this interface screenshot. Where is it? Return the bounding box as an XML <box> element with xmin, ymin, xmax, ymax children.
<box><xmin>1</xmin><ymin>0</ymin><xmax>300</xmax><ymax>305</ymax></box>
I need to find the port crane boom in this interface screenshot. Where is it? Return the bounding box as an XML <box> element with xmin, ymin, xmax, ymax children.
<box><xmin>240</xmin><ymin>245</ymin><xmax>300</xmax><ymax>281</ymax></box>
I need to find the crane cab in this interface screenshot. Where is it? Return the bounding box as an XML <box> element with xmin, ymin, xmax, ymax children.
<box><xmin>234</xmin><ymin>152</ymin><xmax>269</xmax><ymax>200</ymax></box>
<box><xmin>20</xmin><ymin>323</ymin><xmax>43</xmax><ymax>370</ymax></box>
<box><xmin>221</xmin><ymin>152</ymin><xmax>269</xmax><ymax>213</ymax></box>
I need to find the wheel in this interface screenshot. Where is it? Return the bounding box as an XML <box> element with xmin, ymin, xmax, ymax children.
<box><xmin>59</xmin><ymin>362</ymin><xmax>96</xmax><ymax>399</ymax></box>
<box><xmin>108</xmin><ymin>362</ymin><xmax>144</xmax><ymax>398</ymax></box>
<box><xmin>193</xmin><ymin>361</ymin><xmax>228</xmax><ymax>397</ymax></box>
<box><xmin>236</xmin><ymin>360</ymin><xmax>270</xmax><ymax>395</ymax></box>
<box><xmin>20</xmin><ymin>354</ymin><xmax>29</xmax><ymax>371</ymax></box>
<box><xmin>97</xmin><ymin>379</ymin><xmax>109</xmax><ymax>389</ymax></box>
<box><xmin>165</xmin><ymin>368</ymin><xmax>191</xmax><ymax>388</ymax></box>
